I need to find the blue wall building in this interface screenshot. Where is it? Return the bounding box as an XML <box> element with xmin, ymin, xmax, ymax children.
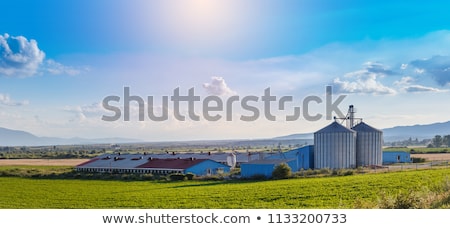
<box><xmin>240</xmin><ymin>145</ymin><xmax>315</xmax><ymax>178</ymax></box>
<box><xmin>382</xmin><ymin>151</ymin><xmax>412</xmax><ymax>164</ymax></box>
<box><xmin>185</xmin><ymin>159</ymin><xmax>231</xmax><ymax>176</ymax></box>
<box><xmin>240</xmin><ymin>159</ymin><xmax>295</xmax><ymax>178</ymax></box>
<box><xmin>265</xmin><ymin>145</ymin><xmax>315</xmax><ymax>170</ymax></box>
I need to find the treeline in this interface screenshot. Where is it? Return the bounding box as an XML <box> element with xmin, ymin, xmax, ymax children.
<box><xmin>0</xmin><ymin>150</ymin><xmax>102</xmax><ymax>159</ymax></box>
<box><xmin>428</xmin><ymin>135</ymin><xmax>450</xmax><ymax>148</ymax></box>
<box><xmin>385</xmin><ymin>137</ymin><xmax>430</xmax><ymax>147</ymax></box>
<box><xmin>386</xmin><ymin>135</ymin><xmax>450</xmax><ymax>148</ymax></box>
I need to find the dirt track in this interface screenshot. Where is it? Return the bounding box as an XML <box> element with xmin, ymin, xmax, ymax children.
<box><xmin>0</xmin><ymin>159</ymin><xmax>89</xmax><ymax>166</ymax></box>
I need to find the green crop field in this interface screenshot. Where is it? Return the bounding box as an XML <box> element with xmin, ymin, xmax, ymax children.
<box><xmin>1</xmin><ymin>167</ymin><xmax>450</xmax><ymax>209</ymax></box>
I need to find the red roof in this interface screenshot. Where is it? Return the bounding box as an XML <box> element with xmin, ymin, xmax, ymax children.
<box><xmin>76</xmin><ymin>157</ymin><xmax>101</xmax><ymax>167</ymax></box>
<box><xmin>136</xmin><ymin>158</ymin><xmax>207</xmax><ymax>169</ymax></box>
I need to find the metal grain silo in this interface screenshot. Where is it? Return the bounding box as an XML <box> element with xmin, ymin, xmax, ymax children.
<box><xmin>314</xmin><ymin>121</ymin><xmax>356</xmax><ymax>169</ymax></box>
<box><xmin>352</xmin><ymin>122</ymin><xmax>383</xmax><ymax>167</ymax></box>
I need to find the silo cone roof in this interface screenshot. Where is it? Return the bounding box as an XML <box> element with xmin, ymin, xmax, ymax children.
<box><xmin>352</xmin><ymin>122</ymin><xmax>382</xmax><ymax>133</ymax></box>
<box><xmin>315</xmin><ymin>121</ymin><xmax>355</xmax><ymax>133</ymax></box>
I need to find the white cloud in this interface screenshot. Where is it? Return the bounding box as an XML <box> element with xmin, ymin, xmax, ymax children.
<box><xmin>363</xmin><ymin>61</ymin><xmax>397</xmax><ymax>75</ymax></box>
<box><xmin>400</xmin><ymin>64</ymin><xmax>408</xmax><ymax>70</ymax></box>
<box><xmin>44</xmin><ymin>59</ymin><xmax>85</xmax><ymax>76</ymax></box>
<box><xmin>202</xmin><ymin>76</ymin><xmax>237</xmax><ymax>96</ymax></box>
<box><xmin>0</xmin><ymin>33</ymin><xmax>85</xmax><ymax>77</ymax></box>
<box><xmin>415</xmin><ymin>68</ymin><xmax>425</xmax><ymax>74</ymax></box>
<box><xmin>0</xmin><ymin>93</ymin><xmax>29</xmax><ymax>106</ymax></box>
<box><xmin>404</xmin><ymin>85</ymin><xmax>446</xmax><ymax>93</ymax></box>
<box><xmin>393</xmin><ymin>76</ymin><xmax>414</xmax><ymax>86</ymax></box>
<box><xmin>63</xmin><ymin>103</ymin><xmax>106</xmax><ymax>122</ymax></box>
<box><xmin>394</xmin><ymin>76</ymin><xmax>446</xmax><ymax>93</ymax></box>
<box><xmin>64</xmin><ymin>103</ymin><xmax>104</xmax><ymax>115</ymax></box>
<box><xmin>333</xmin><ymin>63</ymin><xmax>397</xmax><ymax>95</ymax></box>
<box><xmin>0</xmin><ymin>33</ymin><xmax>45</xmax><ymax>77</ymax></box>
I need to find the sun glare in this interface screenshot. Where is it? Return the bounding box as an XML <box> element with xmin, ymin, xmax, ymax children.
<box><xmin>139</xmin><ymin>0</ymin><xmax>254</xmax><ymax>54</ymax></box>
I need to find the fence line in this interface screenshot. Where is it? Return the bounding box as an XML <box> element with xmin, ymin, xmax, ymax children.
<box><xmin>377</xmin><ymin>161</ymin><xmax>450</xmax><ymax>172</ymax></box>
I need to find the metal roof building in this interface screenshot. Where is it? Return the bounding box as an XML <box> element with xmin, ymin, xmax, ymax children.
<box><xmin>314</xmin><ymin>121</ymin><xmax>356</xmax><ymax>169</ymax></box>
<box><xmin>76</xmin><ymin>153</ymin><xmax>230</xmax><ymax>176</ymax></box>
<box><xmin>240</xmin><ymin>145</ymin><xmax>315</xmax><ymax>178</ymax></box>
<box><xmin>382</xmin><ymin>151</ymin><xmax>412</xmax><ymax>164</ymax></box>
<box><xmin>240</xmin><ymin>159</ymin><xmax>296</xmax><ymax>178</ymax></box>
<box><xmin>352</xmin><ymin>122</ymin><xmax>383</xmax><ymax>167</ymax></box>
<box><xmin>312</xmin><ymin>105</ymin><xmax>384</xmax><ymax>169</ymax></box>
<box><xmin>114</xmin><ymin>152</ymin><xmax>259</xmax><ymax>167</ymax></box>
<box><xmin>265</xmin><ymin>145</ymin><xmax>314</xmax><ymax>170</ymax></box>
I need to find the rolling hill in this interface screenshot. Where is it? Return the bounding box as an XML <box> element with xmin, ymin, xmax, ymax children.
<box><xmin>275</xmin><ymin>121</ymin><xmax>450</xmax><ymax>142</ymax></box>
<box><xmin>0</xmin><ymin>127</ymin><xmax>141</xmax><ymax>146</ymax></box>
<box><xmin>382</xmin><ymin>120</ymin><xmax>450</xmax><ymax>141</ymax></box>
<box><xmin>2</xmin><ymin>120</ymin><xmax>450</xmax><ymax>146</ymax></box>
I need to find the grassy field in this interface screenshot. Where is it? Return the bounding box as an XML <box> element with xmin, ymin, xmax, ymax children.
<box><xmin>384</xmin><ymin>147</ymin><xmax>450</xmax><ymax>153</ymax></box>
<box><xmin>0</xmin><ymin>166</ymin><xmax>449</xmax><ymax>209</ymax></box>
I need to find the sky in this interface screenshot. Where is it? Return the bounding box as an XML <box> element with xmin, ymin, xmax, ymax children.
<box><xmin>2</xmin><ymin>0</ymin><xmax>450</xmax><ymax>142</ymax></box>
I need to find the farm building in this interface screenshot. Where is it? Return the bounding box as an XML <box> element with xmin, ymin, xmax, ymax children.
<box><xmin>77</xmin><ymin>104</ymin><xmax>390</xmax><ymax>178</ymax></box>
<box><xmin>240</xmin><ymin>145</ymin><xmax>314</xmax><ymax>178</ymax></box>
<box><xmin>265</xmin><ymin>145</ymin><xmax>314</xmax><ymax>170</ymax></box>
<box><xmin>313</xmin><ymin>105</ymin><xmax>384</xmax><ymax>169</ymax></box>
<box><xmin>382</xmin><ymin>151</ymin><xmax>412</xmax><ymax>164</ymax></box>
<box><xmin>76</xmin><ymin>153</ymin><xmax>230</xmax><ymax>176</ymax></box>
<box><xmin>112</xmin><ymin>151</ymin><xmax>259</xmax><ymax>168</ymax></box>
<box><xmin>240</xmin><ymin>159</ymin><xmax>296</xmax><ymax>178</ymax></box>
<box><xmin>314</xmin><ymin>121</ymin><xmax>357</xmax><ymax>169</ymax></box>
<box><xmin>352</xmin><ymin>121</ymin><xmax>383</xmax><ymax>167</ymax></box>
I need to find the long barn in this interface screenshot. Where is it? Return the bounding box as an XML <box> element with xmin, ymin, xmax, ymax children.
<box><xmin>76</xmin><ymin>153</ymin><xmax>230</xmax><ymax>176</ymax></box>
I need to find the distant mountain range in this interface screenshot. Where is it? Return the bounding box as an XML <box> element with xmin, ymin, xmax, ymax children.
<box><xmin>0</xmin><ymin>127</ymin><xmax>141</xmax><ymax>147</ymax></box>
<box><xmin>274</xmin><ymin>120</ymin><xmax>450</xmax><ymax>142</ymax></box>
<box><xmin>382</xmin><ymin>121</ymin><xmax>450</xmax><ymax>142</ymax></box>
<box><xmin>2</xmin><ymin>120</ymin><xmax>450</xmax><ymax>146</ymax></box>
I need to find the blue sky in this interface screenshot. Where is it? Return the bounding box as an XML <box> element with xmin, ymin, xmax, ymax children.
<box><xmin>2</xmin><ymin>0</ymin><xmax>450</xmax><ymax>141</ymax></box>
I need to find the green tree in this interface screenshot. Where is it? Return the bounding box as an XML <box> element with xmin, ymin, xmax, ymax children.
<box><xmin>272</xmin><ymin>163</ymin><xmax>292</xmax><ymax>179</ymax></box>
<box><xmin>443</xmin><ymin>135</ymin><xmax>450</xmax><ymax>147</ymax></box>
<box><xmin>432</xmin><ymin>135</ymin><xmax>443</xmax><ymax>147</ymax></box>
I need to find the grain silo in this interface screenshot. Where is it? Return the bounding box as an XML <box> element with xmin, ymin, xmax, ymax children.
<box><xmin>352</xmin><ymin>122</ymin><xmax>383</xmax><ymax>167</ymax></box>
<box><xmin>314</xmin><ymin>121</ymin><xmax>356</xmax><ymax>169</ymax></box>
